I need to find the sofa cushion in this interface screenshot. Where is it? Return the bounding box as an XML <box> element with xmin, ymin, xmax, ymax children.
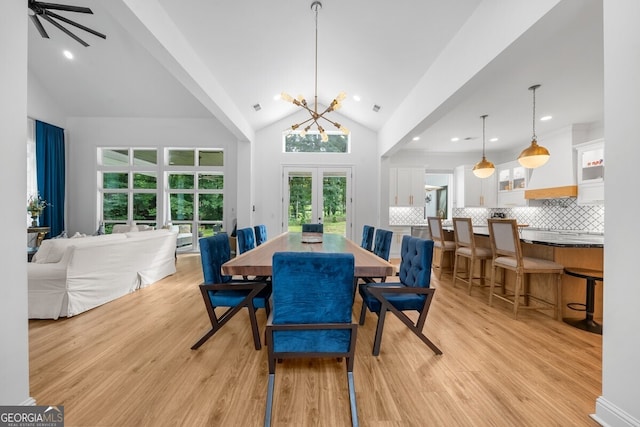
<box><xmin>33</xmin><ymin>233</ymin><xmax>127</xmax><ymax>264</ymax></box>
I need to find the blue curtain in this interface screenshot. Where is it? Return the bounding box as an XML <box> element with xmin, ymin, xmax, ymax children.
<box><xmin>35</xmin><ymin>120</ymin><xmax>65</xmax><ymax>237</ymax></box>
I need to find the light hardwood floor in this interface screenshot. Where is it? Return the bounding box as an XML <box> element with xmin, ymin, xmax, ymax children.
<box><xmin>29</xmin><ymin>253</ymin><xmax>602</xmax><ymax>426</ymax></box>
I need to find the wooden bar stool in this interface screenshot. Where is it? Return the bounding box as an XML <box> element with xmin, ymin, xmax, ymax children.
<box><xmin>563</xmin><ymin>267</ymin><xmax>603</xmax><ymax>334</ymax></box>
<box><xmin>452</xmin><ymin>217</ymin><xmax>493</xmax><ymax>294</ymax></box>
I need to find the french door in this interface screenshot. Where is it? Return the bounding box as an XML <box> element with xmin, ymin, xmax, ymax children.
<box><xmin>283</xmin><ymin>166</ymin><xmax>352</xmax><ymax>237</ymax></box>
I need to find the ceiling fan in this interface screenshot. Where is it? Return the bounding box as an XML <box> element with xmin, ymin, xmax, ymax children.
<box><xmin>28</xmin><ymin>0</ymin><xmax>106</xmax><ymax>47</ymax></box>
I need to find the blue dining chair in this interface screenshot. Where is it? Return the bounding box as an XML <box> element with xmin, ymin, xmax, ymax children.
<box><xmin>359</xmin><ymin>235</ymin><xmax>442</xmax><ymax>356</ymax></box>
<box><xmin>192</xmin><ymin>233</ymin><xmax>270</xmax><ymax>350</ymax></box>
<box><xmin>254</xmin><ymin>224</ymin><xmax>268</xmax><ymax>246</ymax></box>
<box><xmin>301</xmin><ymin>223</ymin><xmax>323</xmax><ymax>233</ymax></box>
<box><xmin>236</xmin><ymin>227</ymin><xmax>256</xmax><ymax>254</ymax></box>
<box><xmin>264</xmin><ymin>252</ymin><xmax>358</xmax><ymax>427</ymax></box>
<box><xmin>361</xmin><ymin>225</ymin><xmax>375</xmax><ymax>251</ymax></box>
<box><xmin>363</xmin><ymin>228</ymin><xmax>393</xmax><ymax>283</ymax></box>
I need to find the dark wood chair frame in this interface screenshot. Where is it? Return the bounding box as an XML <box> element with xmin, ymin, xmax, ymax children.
<box><xmin>359</xmin><ymin>285</ymin><xmax>442</xmax><ymax>357</ymax></box>
<box><xmin>191</xmin><ymin>281</ymin><xmax>269</xmax><ymax>350</ymax></box>
<box><xmin>264</xmin><ymin>319</ymin><xmax>358</xmax><ymax>427</ymax></box>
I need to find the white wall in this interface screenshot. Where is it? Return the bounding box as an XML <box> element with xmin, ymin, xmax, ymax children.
<box><xmin>65</xmin><ymin>117</ymin><xmax>239</xmax><ymax>235</ymax></box>
<box><xmin>595</xmin><ymin>1</ymin><xmax>640</xmax><ymax>425</ymax></box>
<box><xmin>0</xmin><ymin>0</ymin><xmax>31</xmax><ymax>405</ymax></box>
<box><xmin>27</xmin><ymin>70</ymin><xmax>66</xmax><ymax>127</ymax></box>
<box><xmin>253</xmin><ymin>108</ymin><xmax>379</xmax><ymax>240</ymax></box>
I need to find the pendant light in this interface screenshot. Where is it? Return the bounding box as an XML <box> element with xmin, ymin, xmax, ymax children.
<box><xmin>473</xmin><ymin>114</ymin><xmax>495</xmax><ymax>178</ymax></box>
<box><xmin>518</xmin><ymin>84</ymin><xmax>550</xmax><ymax>168</ymax></box>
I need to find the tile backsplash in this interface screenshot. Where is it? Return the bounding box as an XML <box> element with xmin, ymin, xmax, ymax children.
<box><xmin>389</xmin><ymin>199</ymin><xmax>604</xmax><ymax>233</ymax></box>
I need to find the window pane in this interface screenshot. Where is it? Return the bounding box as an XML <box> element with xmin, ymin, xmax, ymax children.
<box><xmin>168</xmin><ymin>149</ymin><xmax>195</xmax><ymax>166</ymax></box>
<box><xmin>101</xmin><ymin>149</ymin><xmax>129</xmax><ymax>166</ymax></box>
<box><xmin>133</xmin><ymin>172</ymin><xmax>157</xmax><ymax>189</ymax></box>
<box><xmin>103</xmin><ymin>172</ymin><xmax>128</xmax><ymax>189</ymax></box>
<box><xmin>133</xmin><ymin>193</ymin><xmax>157</xmax><ymax>220</ymax></box>
<box><xmin>199</xmin><ymin>173</ymin><xmax>223</xmax><ymax>189</ymax></box>
<box><xmin>199</xmin><ymin>194</ymin><xmax>223</xmax><ymax>221</ymax></box>
<box><xmin>133</xmin><ymin>149</ymin><xmax>157</xmax><ymax>166</ymax></box>
<box><xmin>170</xmin><ymin>193</ymin><xmax>194</xmax><ymax>220</ymax></box>
<box><xmin>103</xmin><ymin>193</ymin><xmax>128</xmax><ymax>220</ymax></box>
<box><xmin>199</xmin><ymin>150</ymin><xmax>224</xmax><ymax>166</ymax></box>
<box><xmin>198</xmin><ymin>223</ymin><xmax>222</xmax><ymax>239</ymax></box>
<box><xmin>168</xmin><ymin>174</ymin><xmax>194</xmax><ymax>189</ymax></box>
<box><xmin>284</xmin><ymin>133</ymin><xmax>348</xmax><ymax>153</ymax></box>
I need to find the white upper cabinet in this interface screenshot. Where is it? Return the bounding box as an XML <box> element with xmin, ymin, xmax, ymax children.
<box><xmin>575</xmin><ymin>139</ymin><xmax>604</xmax><ymax>204</ymax></box>
<box><xmin>497</xmin><ymin>161</ymin><xmax>529</xmax><ymax>207</ymax></box>
<box><xmin>454</xmin><ymin>165</ymin><xmax>497</xmax><ymax>208</ymax></box>
<box><xmin>390</xmin><ymin>167</ymin><xmax>424</xmax><ymax>206</ymax></box>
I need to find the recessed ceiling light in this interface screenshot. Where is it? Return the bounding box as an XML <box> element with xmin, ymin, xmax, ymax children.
<box><xmin>540</xmin><ymin>115</ymin><xmax>553</xmax><ymax>121</ymax></box>
<box><xmin>489</xmin><ymin>137</ymin><xmax>498</xmax><ymax>142</ymax></box>
<box><xmin>63</xmin><ymin>50</ymin><xmax>73</xmax><ymax>60</ymax></box>
<box><xmin>353</xmin><ymin>95</ymin><xmax>361</xmax><ymax>102</ymax></box>
<box><xmin>451</xmin><ymin>137</ymin><xmax>460</xmax><ymax>142</ymax></box>
<box><xmin>273</xmin><ymin>94</ymin><xmax>281</xmax><ymax>101</ymax></box>
<box><xmin>412</xmin><ymin>136</ymin><xmax>420</xmax><ymax>141</ymax></box>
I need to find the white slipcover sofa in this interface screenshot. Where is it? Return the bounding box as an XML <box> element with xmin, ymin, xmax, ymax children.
<box><xmin>28</xmin><ymin>229</ymin><xmax>178</xmax><ymax>319</ymax></box>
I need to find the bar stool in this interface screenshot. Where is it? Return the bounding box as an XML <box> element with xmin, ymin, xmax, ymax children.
<box><xmin>452</xmin><ymin>217</ymin><xmax>493</xmax><ymax>294</ymax></box>
<box><xmin>427</xmin><ymin>216</ymin><xmax>456</xmax><ymax>279</ymax></box>
<box><xmin>563</xmin><ymin>267</ymin><xmax>603</xmax><ymax>334</ymax></box>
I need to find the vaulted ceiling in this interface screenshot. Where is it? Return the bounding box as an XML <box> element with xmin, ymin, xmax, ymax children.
<box><xmin>27</xmin><ymin>0</ymin><xmax>603</xmax><ymax>156</ymax></box>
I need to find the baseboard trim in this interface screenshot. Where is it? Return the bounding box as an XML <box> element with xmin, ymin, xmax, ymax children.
<box><xmin>20</xmin><ymin>397</ymin><xmax>36</xmax><ymax>406</ymax></box>
<box><xmin>592</xmin><ymin>396</ymin><xmax>640</xmax><ymax>427</ymax></box>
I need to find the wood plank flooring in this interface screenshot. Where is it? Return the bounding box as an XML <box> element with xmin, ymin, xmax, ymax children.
<box><xmin>29</xmin><ymin>253</ymin><xmax>602</xmax><ymax>426</ymax></box>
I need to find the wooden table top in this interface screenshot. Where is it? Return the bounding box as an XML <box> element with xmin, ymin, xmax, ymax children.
<box><xmin>222</xmin><ymin>232</ymin><xmax>395</xmax><ymax>278</ymax></box>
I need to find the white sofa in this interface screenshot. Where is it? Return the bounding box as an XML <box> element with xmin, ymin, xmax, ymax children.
<box><xmin>28</xmin><ymin>229</ymin><xmax>178</xmax><ymax>319</ymax></box>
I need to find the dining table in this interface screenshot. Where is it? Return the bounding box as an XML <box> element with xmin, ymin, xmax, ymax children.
<box><xmin>221</xmin><ymin>232</ymin><xmax>395</xmax><ymax>279</ymax></box>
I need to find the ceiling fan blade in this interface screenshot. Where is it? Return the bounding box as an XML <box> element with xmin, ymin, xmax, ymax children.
<box><xmin>33</xmin><ymin>1</ymin><xmax>93</xmax><ymax>14</ymax></box>
<box><xmin>30</xmin><ymin>14</ymin><xmax>50</xmax><ymax>38</ymax></box>
<box><xmin>46</xmin><ymin>10</ymin><xmax>106</xmax><ymax>39</ymax></box>
<box><xmin>40</xmin><ymin>13</ymin><xmax>89</xmax><ymax>47</ymax></box>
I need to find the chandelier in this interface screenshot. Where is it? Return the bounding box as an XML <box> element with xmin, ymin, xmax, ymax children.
<box><xmin>281</xmin><ymin>1</ymin><xmax>349</xmax><ymax>142</ymax></box>
<box><xmin>473</xmin><ymin>115</ymin><xmax>495</xmax><ymax>178</ymax></box>
<box><xmin>518</xmin><ymin>84</ymin><xmax>550</xmax><ymax>168</ymax></box>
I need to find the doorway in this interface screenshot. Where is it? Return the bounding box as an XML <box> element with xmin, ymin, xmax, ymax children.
<box><xmin>282</xmin><ymin>166</ymin><xmax>352</xmax><ymax>237</ymax></box>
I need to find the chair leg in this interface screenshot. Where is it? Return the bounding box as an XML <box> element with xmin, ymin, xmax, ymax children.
<box><xmin>488</xmin><ymin>264</ymin><xmax>496</xmax><ymax>306</ymax></box>
<box><xmin>467</xmin><ymin>256</ymin><xmax>475</xmax><ymax>295</ymax></box>
<box><xmin>452</xmin><ymin>253</ymin><xmax>459</xmax><ymax>288</ymax></box>
<box><xmin>437</xmin><ymin>249</ymin><xmax>445</xmax><ymax>279</ymax></box>
<box><xmin>372</xmin><ymin>308</ymin><xmax>388</xmax><ymax>356</ymax></box>
<box><xmin>358</xmin><ymin>300</ymin><xmax>368</xmax><ymax>325</ymax></box>
<box><xmin>264</xmin><ymin>373</ymin><xmax>275</xmax><ymax>427</ymax></box>
<box><xmin>347</xmin><ymin>371</ymin><xmax>359</xmax><ymax>427</ymax></box>
<box><xmin>248</xmin><ymin>306</ymin><xmax>262</xmax><ymax>350</ymax></box>
<box><xmin>513</xmin><ymin>274</ymin><xmax>522</xmax><ymax>319</ymax></box>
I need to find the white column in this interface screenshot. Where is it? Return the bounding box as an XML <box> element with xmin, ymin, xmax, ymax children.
<box><xmin>0</xmin><ymin>0</ymin><xmax>32</xmax><ymax>405</ymax></box>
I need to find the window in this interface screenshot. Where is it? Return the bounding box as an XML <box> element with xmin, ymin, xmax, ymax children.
<box><xmin>284</xmin><ymin>132</ymin><xmax>350</xmax><ymax>153</ymax></box>
<box><xmin>166</xmin><ymin>149</ymin><xmax>225</xmax><ymax>249</ymax></box>
<box><xmin>99</xmin><ymin>149</ymin><xmax>158</xmax><ymax>233</ymax></box>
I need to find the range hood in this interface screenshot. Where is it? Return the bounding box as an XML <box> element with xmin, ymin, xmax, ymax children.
<box><xmin>525</xmin><ymin>185</ymin><xmax>578</xmax><ymax>199</ymax></box>
<box><xmin>523</xmin><ymin>125</ymin><xmax>582</xmax><ymax>200</ymax></box>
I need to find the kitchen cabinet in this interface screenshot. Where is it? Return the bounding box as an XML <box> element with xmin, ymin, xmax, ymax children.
<box><xmin>454</xmin><ymin>165</ymin><xmax>497</xmax><ymax>208</ymax></box>
<box><xmin>575</xmin><ymin>139</ymin><xmax>604</xmax><ymax>204</ymax></box>
<box><xmin>389</xmin><ymin>226</ymin><xmax>411</xmax><ymax>258</ymax></box>
<box><xmin>497</xmin><ymin>161</ymin><xmax>529</xmax><ymax>207</ymax></box>
<box><xmin>390</xmin><ymin>167</ymin><xmax>424</xmax><ymax>206</ymax></box>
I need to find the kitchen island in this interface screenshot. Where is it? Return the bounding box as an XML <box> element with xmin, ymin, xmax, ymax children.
<box><xmin>436</xmin><ymin>225</ymin><xmax>604</xmax><ymax>321</ymax></box>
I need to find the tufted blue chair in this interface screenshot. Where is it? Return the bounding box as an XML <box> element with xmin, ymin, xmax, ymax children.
<box><xmin>359</xmin><ymin>235</ymin><xmax>442</xmax><ymax>356</ymax></box>
<box><xmin>361</xmin><ymin>225</ymin><xmax>375</xmax><ymax>251</ymax></box>
<box><xmin>264</xmin><ymin>252</ymin><xmax>358</xmax><ymax>427</ymax></box>
<box><xmin>362</xmin><ymin>228</ymin><xmax>393</xmax><ymax>284</ymax></box>
<box><xmin>192</xmin><ymin>233</ymin><xmax>270</xmax><ymax>351</ymax></box>
<box><xmin>236</xmin><ymin>227</ymin><xmax>256</xmax><ymax>254</ymax></box>
<box><xmin>301</xmin><ymin>223</ymin><xmax>323</xmax><ymax>233</ymax></box>
<box><xmin>254</xmin><ymin>224</ymin><xmax>268</xmax><ymax>246</ymax></box>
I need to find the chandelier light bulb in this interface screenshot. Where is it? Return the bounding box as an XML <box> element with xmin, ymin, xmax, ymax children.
<box><xmin>281</xmin><ymin>92</ymin><xmax>293</xmax><ymax>102</ymax></box>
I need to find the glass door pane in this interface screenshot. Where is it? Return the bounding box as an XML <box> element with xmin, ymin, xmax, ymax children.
<box><xmin>283</xmin><ymin>167</ymin><xmax>351</xmax><ymax>237</ymax></box>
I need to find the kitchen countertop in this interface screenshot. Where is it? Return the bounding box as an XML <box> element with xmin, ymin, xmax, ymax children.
<box><xmin>440</xmin><ymin>225</ymin><xmax>603</xmax><ymax>248</ymax></box>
